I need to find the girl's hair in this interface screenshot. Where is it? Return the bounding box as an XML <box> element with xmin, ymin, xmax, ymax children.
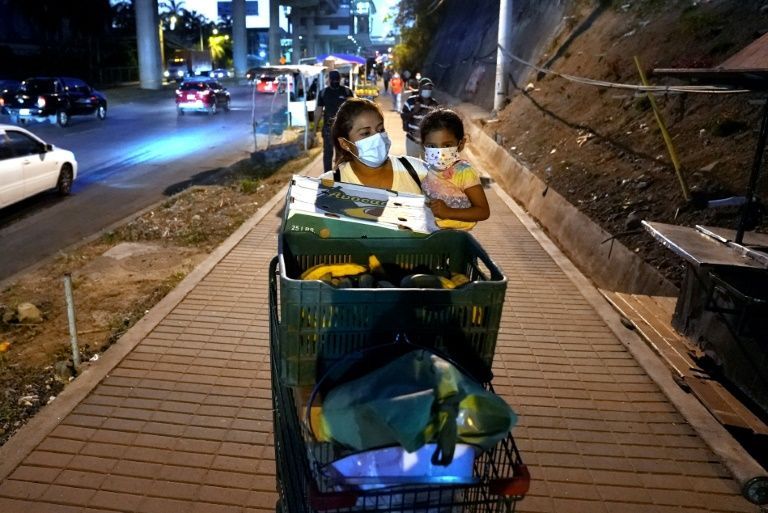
<box><xmin>419</xmin><ymin>108</ymin><xmax>464</xmax><ymax>143</ymax></box>
<box><xmin>330</xmin><ymin>98</ymin><xmax>384</xmax><ymax>167</ymax></box>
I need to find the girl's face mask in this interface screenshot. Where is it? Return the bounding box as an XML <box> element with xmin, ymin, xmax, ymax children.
<box><xmin>347</xmin><ymin>132</ymin><xmax>391</xmax><ymax>168</ymax></box>
<box><xmin>424</xmin><ymin>146</ymin><xmax>460</xmax><ymax>170</ymax></box>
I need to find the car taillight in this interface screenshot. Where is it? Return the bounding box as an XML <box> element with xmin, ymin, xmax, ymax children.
<box><xmin>0</xmin><ymin>98</ymin><xmax>4</xmax><ymax>107</ymax></box>
<box><xmin>37</xmin><ymin>96</ymin><xmax>46</xmax><ymax>108</ymax></box>
<box><xmin>175</xmin><ymin>90</ymin><xmax>182</xmax><ymax>96</ymax></box>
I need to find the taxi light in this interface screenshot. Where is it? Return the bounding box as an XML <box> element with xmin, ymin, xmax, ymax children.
<box><xmin>37</xmin><ymin>96</ymin><xmax>46</xmax><ymax>108</ymax></box>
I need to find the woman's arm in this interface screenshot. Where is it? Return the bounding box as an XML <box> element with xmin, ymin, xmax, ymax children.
<box><xmin>429</xmin><ymin>184</ymin><xmax>490</xmax><ymax>222</ymax></box>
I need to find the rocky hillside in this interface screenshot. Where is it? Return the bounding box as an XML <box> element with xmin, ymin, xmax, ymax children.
<box><xmin>427</xmin><ymin>0</ymin><xmax>768</xmax><ymax>286</ymax></box>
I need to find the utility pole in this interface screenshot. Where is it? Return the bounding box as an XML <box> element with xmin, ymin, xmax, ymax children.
<box><xmin>269</xmin><ymin>1</ymin><xmax>281</xmax><ymax>64</ymax></box>
<box><xmin>493</xmin><ymin>0</ymin><xmax>512</xmax><ymax>113</ymax></box>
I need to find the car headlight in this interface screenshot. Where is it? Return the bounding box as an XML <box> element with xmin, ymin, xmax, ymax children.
<box><xmin>177</xmin><ymin>70</ymin><xmax>184</xmax><ymax>77</ymax></box>
<box><xmin>164</xmin><ymin>71</ymin><xmax>170</xmax><ymax>77</ymax></box>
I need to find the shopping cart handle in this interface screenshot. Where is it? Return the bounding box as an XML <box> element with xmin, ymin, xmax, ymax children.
<box><xmin>489</xmin><ymin>463</ymin><xmax>531</xmax><ymax>498</ymax></box>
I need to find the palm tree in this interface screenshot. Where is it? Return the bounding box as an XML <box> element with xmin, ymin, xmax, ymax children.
<box><xmin>160</xmin><ymin>0</ymin><xmax>186</xmax><ymax>16</ymax></box>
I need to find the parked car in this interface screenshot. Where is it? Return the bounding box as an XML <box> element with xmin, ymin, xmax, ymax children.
<box><xmin>5</xmin><ymin>77</ymin><xmax>107</xmax><ymax>127</ymax></box>
<box><xmin>175</xmin><ymin>78</ymin><xmax>231</xmax><ymax>115</ymax></box>
<box><xmin>0</xmin><ymin>124</ymin><xmax>78</xmax><ymax>208</ymax></box>
<box><xmin>0</xmin><ymin>79</ymin><xmax>21</xmax><ymax>115</ymax></box>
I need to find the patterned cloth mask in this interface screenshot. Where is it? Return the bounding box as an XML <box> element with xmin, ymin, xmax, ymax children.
<box><xmin>424</xmin><ymin>146</ymin><xmax>460</xmax><ymax>170</ymax></box>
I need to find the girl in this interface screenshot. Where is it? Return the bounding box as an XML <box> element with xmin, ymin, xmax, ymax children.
<box><xmin>420</xmin><ymin>108</ymin><xmax>490</xmax><ymax>230</ymax></box>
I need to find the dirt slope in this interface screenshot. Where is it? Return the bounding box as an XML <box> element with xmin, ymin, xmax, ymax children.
<box><xmin>485</xmin><ymin>0</ymin><xmax>768</xmax><ymax>285</ymax></box>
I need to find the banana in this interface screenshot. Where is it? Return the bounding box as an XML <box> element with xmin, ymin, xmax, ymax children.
<box><xmin>301</xmin><ymin>263</ymin><xmax>367</xmax><ymax>281</ymax></box>
<box><xmin>368</xmin><ymin>254</ymin><xmax>383</xmax><ymax>275</ymax></box>
<box><xmin>438</xmin><ymin>276</ymin><xmax>456</xmax><ymax>289</ymax></box>
<box><xmin>451</xmin><ymin>272</ymin><xmax>471</xmax><ymax>287</ymax></box>
<box><xmin>472</xmin><ymin>305</ymin><xmax>484</xmax><ymax>325</ymax></box>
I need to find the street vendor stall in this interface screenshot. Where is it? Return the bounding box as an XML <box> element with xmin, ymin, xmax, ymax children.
<box><xmin>645</xmin><ymin>38</ymin><xmax>768</xmax><ymax>504</ymax></box>
<box><xmin>317</xmin><ymin>53</ymin><xmax>365</xmax><ymax>91</ymax></box>
<box><xmin>262</xmin><ymin>64</ymin><xmax>326</xmax><ymax>129</ymax></box>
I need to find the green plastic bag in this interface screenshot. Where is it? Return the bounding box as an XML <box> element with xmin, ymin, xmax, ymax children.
<box><xmin>319</xmin><ymin>349</ymin><xmax>516</xmax><ymax>465</ymax></box>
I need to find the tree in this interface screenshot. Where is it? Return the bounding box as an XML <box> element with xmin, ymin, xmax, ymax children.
<box><xmin>208</xmin><ymin>34</ymin><xmax>231</xmax><ymax>68</ymax></box>
<box><xmin>391</xmin><ymin>0</ymin><xmax>446</xmax><ymax>74</ymax></box>
<box><xmin>160</xmin><ymin>0</ymin><xmax>186</xmax><ymax>16</ymax></box>
<box><xmin>110</xmin><ymin>0</ymin><xmax>135</xmax><ymax>33</ymax></box>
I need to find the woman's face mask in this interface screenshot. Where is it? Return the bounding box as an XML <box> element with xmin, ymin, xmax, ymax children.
<box><xmin>348</xmin><ymin>132</ymin><xmax>391</xmax><ymax>167</ymax></box>
<box><xmin>420</xmin><ymin>89</ymin><xmax>433</xmax><ymax>99</ymax></box>
<box><xmin>424</xmin><ymin>146</ymin><xmax>460</xmax><ymax>170</ymax></box>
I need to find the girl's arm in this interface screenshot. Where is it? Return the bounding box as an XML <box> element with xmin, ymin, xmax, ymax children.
<box><xmin>429</xmin><ymin>184</ymin><xmax>490</xmax><ymax>222</ymax></box>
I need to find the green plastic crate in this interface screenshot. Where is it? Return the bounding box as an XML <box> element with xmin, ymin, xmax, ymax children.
<box><xmin>276</xmin><ymin>230</ymin><xmax>507</xmax><ymax>387</ymax></box>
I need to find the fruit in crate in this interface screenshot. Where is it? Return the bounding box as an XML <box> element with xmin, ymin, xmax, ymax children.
<box><xmin>300</xmin><ymin>263</ymin><xmax>367</xmax><ymax>280</ymax></box>
<box><xmin>299</xmin><ymin>256</ymin><xmax>475</xmax><ymax>289</ymax></box>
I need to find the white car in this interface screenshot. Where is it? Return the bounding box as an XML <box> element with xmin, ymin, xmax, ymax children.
<box><xmin>0</xmin><ymin>124</ymin><xmax>77</xmax><ymax>209</ymax></box>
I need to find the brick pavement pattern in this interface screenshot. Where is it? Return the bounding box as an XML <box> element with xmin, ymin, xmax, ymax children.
<box><xmin>0</xmin><ymin>108</ymin><xmax>759</xmax><ymax>513</ymax></box>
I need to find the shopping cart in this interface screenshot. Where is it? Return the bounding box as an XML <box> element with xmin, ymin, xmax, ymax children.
<box><xmin>269</xmin><ymin>257</ymin><xmax>530</xmax><ymax>513</ymax></box>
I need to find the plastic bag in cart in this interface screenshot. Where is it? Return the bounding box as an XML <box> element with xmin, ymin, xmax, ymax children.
<box><xmin>327</xmin><ymin>443</ymin><xmax>477</xmax><ymax>488</ymax></box>
<box><xmin>318</xmin><ymin>348</ymin><xmax>517</xmax><ymax>466</ymax></box>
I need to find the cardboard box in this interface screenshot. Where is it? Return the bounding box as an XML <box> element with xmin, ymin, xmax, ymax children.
<box><xmin>283</xmin><ymin>175</ymin><xmax>438</xmax><ymax>238</ymax></box>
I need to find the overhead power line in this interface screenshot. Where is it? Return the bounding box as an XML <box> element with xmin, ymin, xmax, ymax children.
<box><xmin>495</xmin><ymin>44</ymin><xmax>750</xmax><ymax>95</ymax></box>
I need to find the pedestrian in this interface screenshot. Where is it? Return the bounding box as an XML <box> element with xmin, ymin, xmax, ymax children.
<box><xmin>382</xmin><ymin>66</ymin><xmax>391</xmax><ymax>93</ymax></box>
<box><xmin>400</xmin><ymin>77</ymin><xmax>439</xmax><ymax>157</ymax></box>
<box><xmin>389</xmin><ymin>72</ymin><xmax>404</xmax><ymax>112</ymax></box>
<box><xmin>320</xmin><ymin>98</ymin><xmax>427</xmax><ymax>195</ymax></box>
<box><xmin>419</xmin><ymin>108</ymin><xmax>490</xmax><ymax>230</ymax></box>
<box><xmin>406</xmin><ymin>78</ymin><xmax>419</xmax><ymax>96</ymax></box>
<box><xmin>314</xmin><ymin>70</ymin><xmax>355</xmax><ymax>172</ymax></box>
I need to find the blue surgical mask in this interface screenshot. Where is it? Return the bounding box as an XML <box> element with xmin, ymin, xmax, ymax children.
<box><xmin>350</xmin><ymin>132</ymin><xmax>391</xmax><ymax>167</ymax></box>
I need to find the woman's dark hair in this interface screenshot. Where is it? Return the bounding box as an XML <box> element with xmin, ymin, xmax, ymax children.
<box><xmin>419</xmin><ymin>108</ymin><xmax>464</xmax><ymax>143</ymax></box>
<box><xmin>330</xmin><ymin>98</ymin><xmax>384</xmax><ymax>167</ymax></box>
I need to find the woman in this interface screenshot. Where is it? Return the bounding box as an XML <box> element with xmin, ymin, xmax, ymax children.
<box><xmin>320</xmin><ymin>98</ymin><xmax>426</xmax><ymax>194</ymax></box>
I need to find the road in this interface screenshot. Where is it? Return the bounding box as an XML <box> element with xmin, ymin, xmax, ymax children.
<box><xmin>0</xmin><ymin>82</ymin><xmax>293</xmax><ymax>282</ymax></box>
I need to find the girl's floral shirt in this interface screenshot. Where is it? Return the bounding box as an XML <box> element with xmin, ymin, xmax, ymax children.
<box><xmin>421</xmin><ymin>159</ymin><xmax>480</xmax><ymax>208</ymax></box>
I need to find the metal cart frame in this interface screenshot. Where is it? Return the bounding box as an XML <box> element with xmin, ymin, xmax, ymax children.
<box><xmin>269</xmin><ymin>257</ymin><xmax>529</xmax><ymax>513</ymax></box>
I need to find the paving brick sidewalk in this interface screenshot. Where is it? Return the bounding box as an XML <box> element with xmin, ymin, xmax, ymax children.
<box><xmin>0</xmin><ymin>99</ymin><xmax>758</xmax><ymax>513</ymax></box>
